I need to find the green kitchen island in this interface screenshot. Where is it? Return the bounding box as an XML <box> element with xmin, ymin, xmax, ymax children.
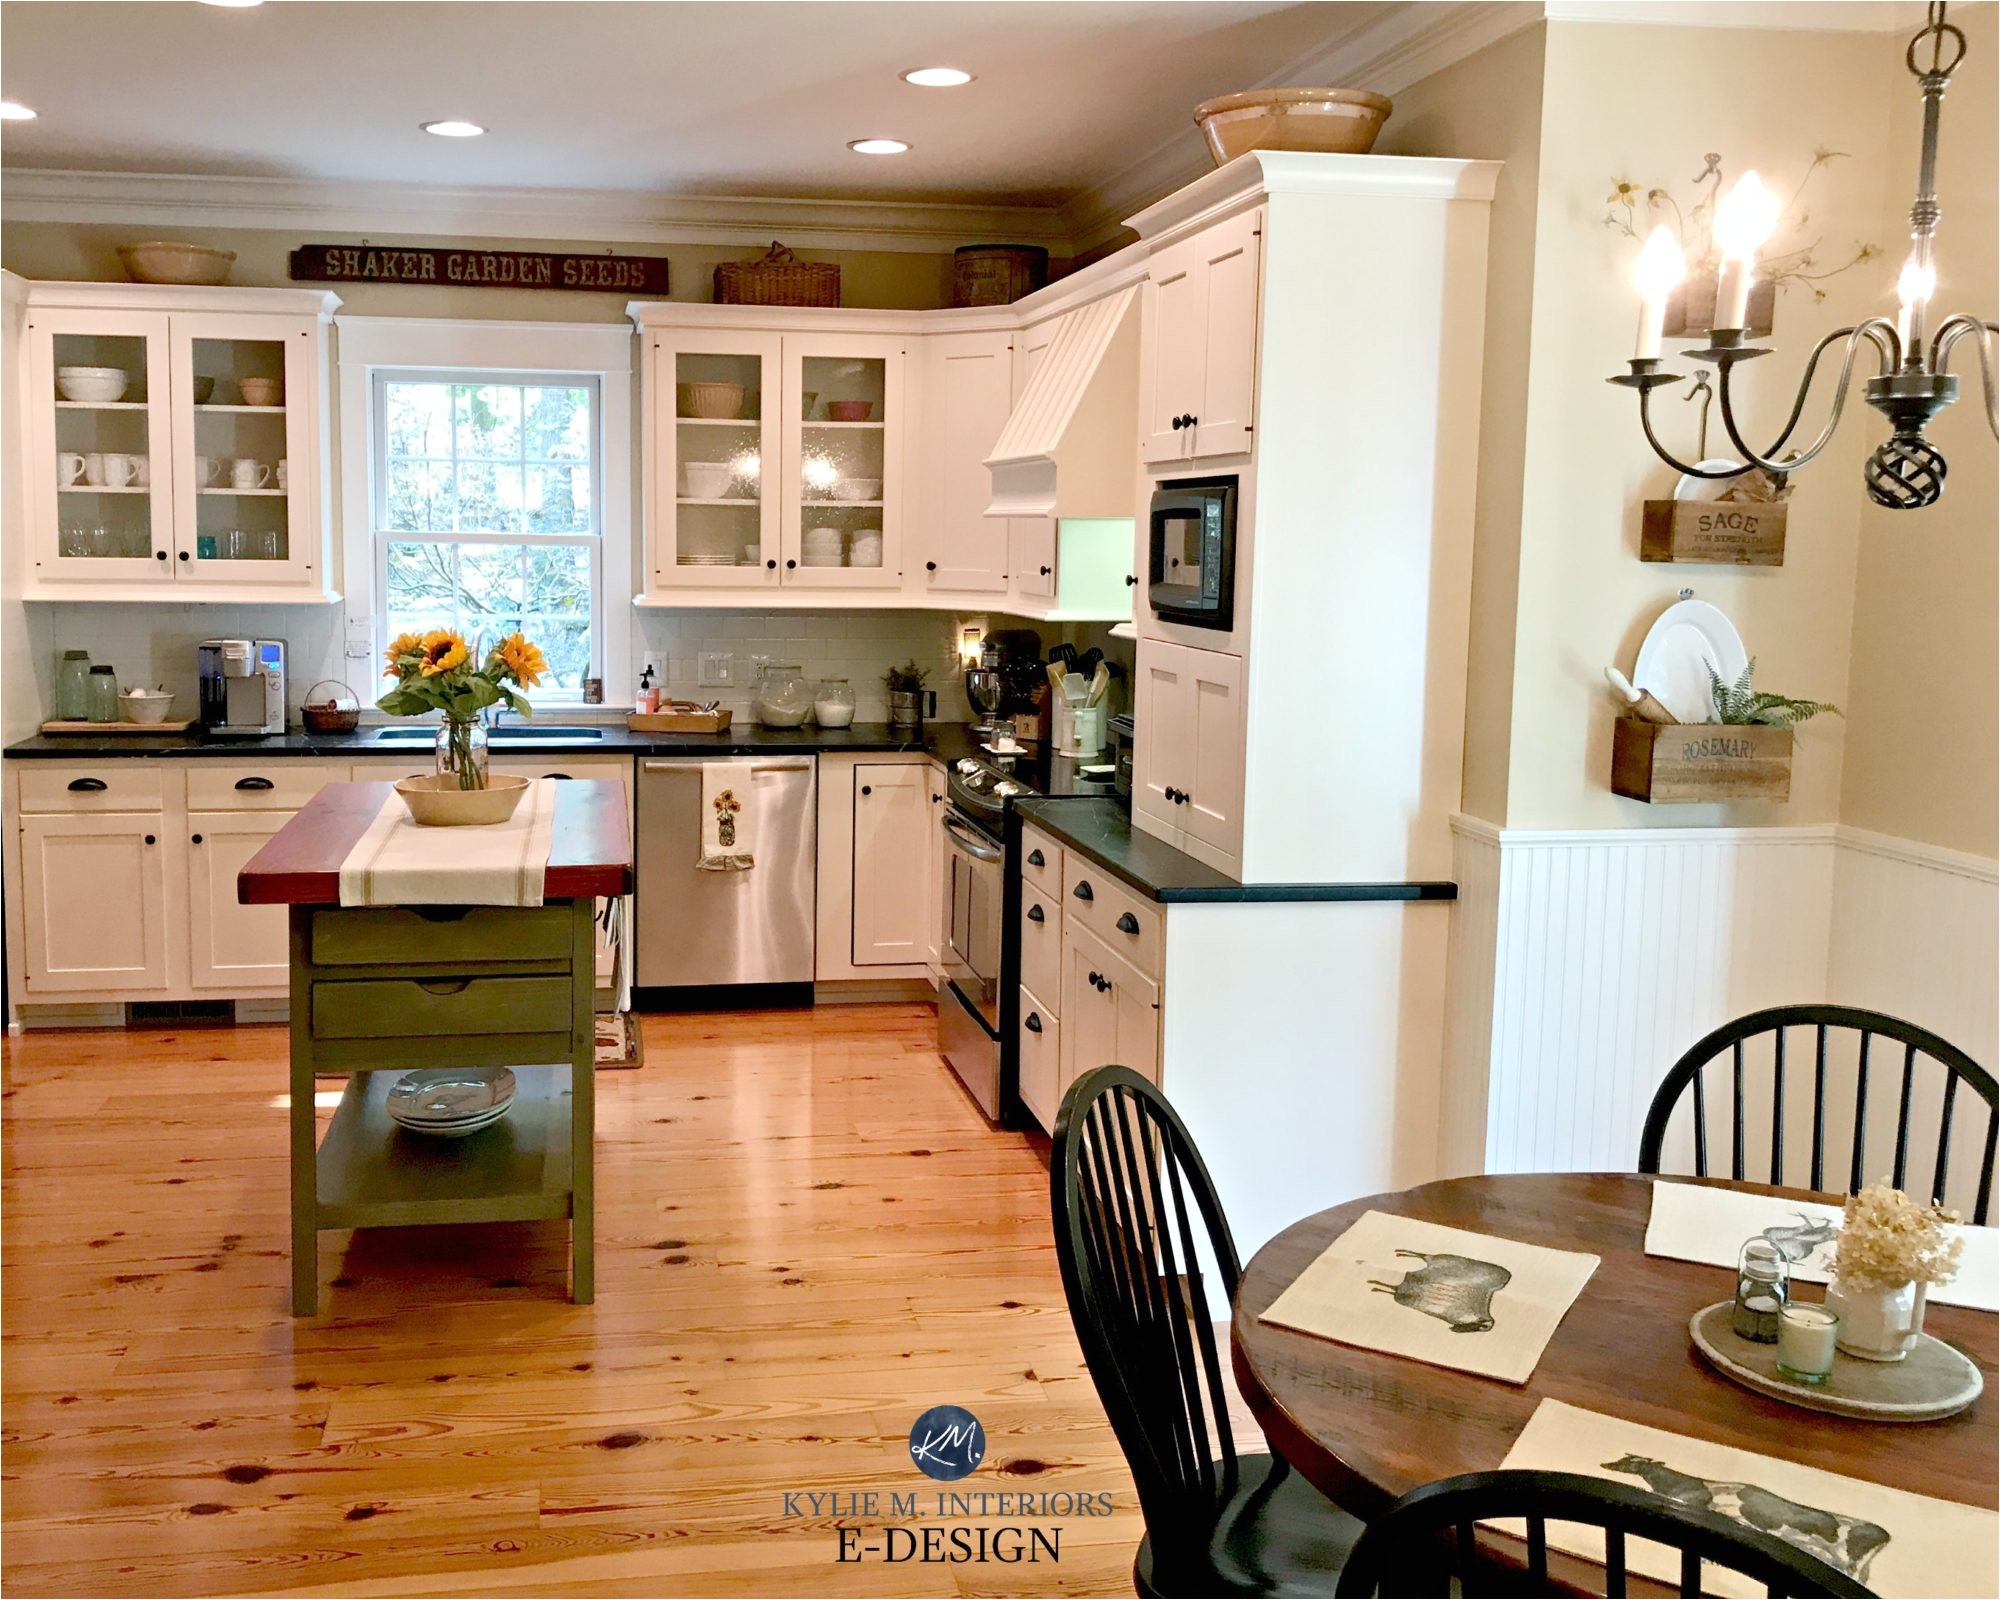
<box><xmin>238</xmin><ymin>778</ymin><xmax>633</xmax><ymax>1315</ymax></box>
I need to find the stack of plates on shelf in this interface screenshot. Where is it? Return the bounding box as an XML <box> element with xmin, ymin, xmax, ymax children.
<box><xmin>386</xmin><ymin>1067</ymin><xmax>517</xmax><ymax>1138</ymax></box>
<box><xmin>679</xmin><ymin>552</ymin><xmax>737</xmax><ymax>565</ymax></box>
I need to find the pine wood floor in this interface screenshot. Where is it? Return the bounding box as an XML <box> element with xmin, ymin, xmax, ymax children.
<box><xmin>2</xmin><ymin>1004</ymin><xmax>1152</xmax><ymax>1598</ymax></box>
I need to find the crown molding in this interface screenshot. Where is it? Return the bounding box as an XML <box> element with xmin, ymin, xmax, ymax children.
<box><xmin>0</xmin><ymin>168</ymin><xmax>1074</xmax><ymax>256</ymax></box>
<box><xmin>1060</xmin><ymin>1</ymin><xmax>1542</xmax><ymax>257</ymax></box>
<box><xmin>1542</xmin><ymin>1</ymin><xmax>1918</xmax><ymax>29</ymax></box>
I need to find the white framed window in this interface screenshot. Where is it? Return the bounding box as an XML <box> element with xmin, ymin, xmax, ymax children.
<box><xmin>338</xmin><ymin>319</ymin><xmax>633</xmax><ymax>706</ymax></box>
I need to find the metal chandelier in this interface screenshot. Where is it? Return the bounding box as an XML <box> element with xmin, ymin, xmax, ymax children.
<box><xmin>1609</xmin><ymin>2</ymin><xmax>1997</xmax><ymax>510</ymax></box>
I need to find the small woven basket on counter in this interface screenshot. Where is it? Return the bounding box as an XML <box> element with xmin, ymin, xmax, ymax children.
<box><xmin>714</xmin><ymin>241</ymin><xmax>840</xmax><ymax>307</ymax></box>
<box><xmin>301</xmin><ymin>680</ymin><xmax>362</xmax><ymax>734</ymax></box>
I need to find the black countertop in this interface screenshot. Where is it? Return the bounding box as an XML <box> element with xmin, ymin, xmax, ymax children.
<box><xmin>1012</xmin><ymin>796</ymin><xmax>1459</xmax><ymax>905</ymax></box>
<box><xmin>4</xmin><ymin>722</ymin><xmax>983</xmax><ymax>763</ymax></box>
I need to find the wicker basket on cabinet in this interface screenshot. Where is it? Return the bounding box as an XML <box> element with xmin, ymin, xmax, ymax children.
<box><xmin>713</xmin><ymin>242</ymin><xmax>840</xmax><ymax>307</ymax></box>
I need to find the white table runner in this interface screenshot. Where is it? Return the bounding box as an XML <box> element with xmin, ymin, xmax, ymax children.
<box><xmin>1644</xmin><ymin>1181</ymin><xmax>2000</xmax><ymax>1312</ymax></box>
<box><xmin>1499</xmin><ymin>1399</ymin><xmax>1998</xmax><ymax>1598</ymax></box>
<box><xmin>338</xmin><ymin>779</ymin><xmax>558</xmax><ymax>907</ymax></box>
<box><xmin>1258</xmin><ymin>1210</ymin><xmax>1599</xmax><ymax>1385</ymax></box>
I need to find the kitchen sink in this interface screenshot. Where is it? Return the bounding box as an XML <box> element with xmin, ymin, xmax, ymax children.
<box><xmin>364</xmin><ymin>725</ymin><xmax>605</xmax><ymax>743</ymax></box>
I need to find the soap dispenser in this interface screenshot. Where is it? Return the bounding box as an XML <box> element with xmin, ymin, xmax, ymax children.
<box><xmin>636</xmin><ymin>664</ymin><xmax>661</xmax><ymax>714</ymax></box>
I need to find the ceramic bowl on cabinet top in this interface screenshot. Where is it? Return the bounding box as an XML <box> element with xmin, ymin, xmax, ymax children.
<box><xmin>56</xmin><ymin>366</ymin><xmax>129</xmax><ymax>403</ymax></box>
<box><xmin>117</xmin><ymin>240</ymin><xmax>236</xmax><ymax>286</ymax></box>
<box><xmin>1193</xmin><ymin>87</ymin><xmax>1393</xmax><ymax>164</ymax></box>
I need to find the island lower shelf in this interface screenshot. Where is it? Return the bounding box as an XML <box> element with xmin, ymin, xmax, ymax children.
<box><xmin>315</xmin><ymin>1063</ymin><xmax>576</xmax><ymax>1230</ymax></box>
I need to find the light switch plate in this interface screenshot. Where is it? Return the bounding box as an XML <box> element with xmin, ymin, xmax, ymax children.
<box><xmin>698</xmin><ymin>651</ymin><xmax>734</xmax><ymax>687</ymax></box>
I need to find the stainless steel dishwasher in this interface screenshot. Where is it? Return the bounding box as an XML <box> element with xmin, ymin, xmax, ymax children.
<box><xmin>634</xmin><ymin>756</ymin><xmax>817</xmax><ymax>1003</ymax></box>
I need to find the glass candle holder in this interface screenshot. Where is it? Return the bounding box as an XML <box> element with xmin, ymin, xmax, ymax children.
<box><xmin>1776</xmin><ymin>1303</ymin><xmax>1840</xmax><ymax>1385</ymax></box>
<box><xmin>1732</xmin><ymin>1237</ymin><xmax>1790</xmax><ymax>1343</ymax></box>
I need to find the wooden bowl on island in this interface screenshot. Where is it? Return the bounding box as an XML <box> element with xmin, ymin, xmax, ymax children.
<box><xmin>394</xmin><ymin>773</ymin><xmax>530</xmax><ymax>826</ymax></box>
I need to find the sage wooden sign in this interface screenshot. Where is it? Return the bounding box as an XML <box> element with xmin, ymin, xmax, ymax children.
<box><xmin>1641</xmin><ymin>498</ymin><xmax>1788</xmax><ymax>565</ymax></box>
<box><xmin>289</xmin><ymin>245</ymin><xmax>667</xmax><ymax>295</ymax></box>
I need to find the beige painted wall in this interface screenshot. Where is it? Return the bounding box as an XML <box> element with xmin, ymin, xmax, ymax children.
<box><xmin>0</xmin><ymin>222</ymin><xmax>961</xmax><ymax>315</ymax></box>
<box><xmin>1376</xmin><ymin>21</ymin><xmax>1547</xmax><ymax>826</ymax></box>
<box><xmin>1503</xmin><ymin>19</ymin><xmax>1899</xmax><ymax>830</ymax></box>
<box><xmin>1841</xmin><ymin>3</ymin><xmax>1998</xmax><ymax>859</ymax></box>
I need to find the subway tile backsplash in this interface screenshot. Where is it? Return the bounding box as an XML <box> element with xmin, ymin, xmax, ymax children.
<box><xmin>13</xmin><ymin>604</ymin><xmax>1007</xmax><ymax>733</ymax></box>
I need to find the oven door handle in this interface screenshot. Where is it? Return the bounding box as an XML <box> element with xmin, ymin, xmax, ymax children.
<box><xmin>942</xmin><ymin>815</ymin><xmax>1003</xmax><ymax>864</ymax></box>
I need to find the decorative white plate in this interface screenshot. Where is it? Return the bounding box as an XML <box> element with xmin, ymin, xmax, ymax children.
<box><xmin>1672</xmin><ymin>458</ymin><xmax>1748</xmax><ymax>502</ymax></box>
<box><xmin>1631</xmin><ymin>598</ymin><xmax>1749</xmax><ymax>724</ymax></box>
<box><xmin>387</xmin><ymin>1067</ymin><xmax>516</xmax><ymax>1124</ymax></box>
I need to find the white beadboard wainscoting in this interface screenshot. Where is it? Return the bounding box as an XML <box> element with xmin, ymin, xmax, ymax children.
<box><xmin>1440</xmin><ymin>817</ymin><xmax>1998</xmax><ymax>1185</ymax></box>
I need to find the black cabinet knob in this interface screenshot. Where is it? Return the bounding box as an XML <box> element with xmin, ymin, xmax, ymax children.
<box><xmin>1171</xmin><ymin>416</ymin><xmax>1185</xmax><ymax>431</ymax></box>
<box><xmin>1087</xmin><ymin>970</ymin><xmax>1101</xmax><ymax>988</ymax></box>
<box><xmin>1039</xmin><ymin>565</ymin><xmax>1051</xmax><ymax>576</ymax></box>
<box><xmin>1186</xmin><ymin>414</ymin><xmax>1198</xmax><ymax>428</ymax></box>
<box><xmin>1125</xmin><ymin>574</ymin><xmax>1138</xmax><ymax>587</ymax></box>
<box><xmin>1027</xmin><ymin>849</ymin><xmax>1044</xmax><ymax>868</ymax></box>
<box><xmin>930</xmin><ymin>792</ymin><xmax>941</xmax><ymax>804</ymax></box>
<box><xmin>233</xmin><ymin>776</ymin><xmax>274</xmax><ymax>791</ymax></box>
<box><xmin>67</xmin><ymin>778</ymin><xmax>108</xmax><ymax>792</ymax></box>
<box><xmin>786</xmin><ymin>559</ymin><xmax>797</xmax><ymax>570</ymax></box>
<box><xmin>766</xmin><ymin>559</ymin><xmax>777</xmax><ymax>570</ymax></box>
<box><xmin>1116</xmin><ymin>912</ymin><xmax>1139</xmax><ymax>934</ymax></box>
<box><xmin>143</xmin><ymin>834</ymin><xmax>156</xmax><ymax>845</ymax></box>
<box><xmin>925</xmin><ymin>561</ymin><xmax>937</xmax><ymax>572</ymax></box>
<box><xmin>1073</xmin><ymin>881</ymin><xmax>1093</xmax><ymax>902</ymax></box>
<box><xmin>1026</xmin><ymin>904</ymin><xmax>1044</xmax><ymax>923</ymax></box>
<box><xmin>178</xmin><ymin>550</ymin><xmax>190</xmax><ymax>561</ymax></box>
<box><xmin>191</xmin><ymin>833</ymin><xmax>204</xmax><ymax>845</ymax></box>
<box><xmin>1025</xmin><ymin>1013</ymin><xmax>1042</xmax><ymax>1034</ymax></box>
<box><xmin>861</xmin><ymin>784</ymin><xmax>872</xmax><ymax>796</ymax></box>
<box><xmin>154</xmin><ymin>550</ymin><xmax>168</xmax><ymax>561</ymax></box>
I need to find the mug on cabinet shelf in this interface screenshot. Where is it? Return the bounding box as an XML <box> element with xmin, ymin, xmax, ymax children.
<box><xmin>56</xmin><ymin>451</ymin><xmax>85</xmax><ymax>485</ymax></box>
<box><xmin>276</xmin><ymin>459</ymin><xmax>289</xmax><ymax>491</ymax></box>
<box><xmin>231</xmin><ymin>459</ymin><xmax>271</xmax><ymax>490</ymax></box>
<box><xmin>194</xmin><ymin>455</ymin><xmax>221</xmax><ymax>486</ymax></box>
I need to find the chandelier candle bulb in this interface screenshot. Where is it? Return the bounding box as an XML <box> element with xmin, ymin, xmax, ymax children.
<box><xmin>1896</xmin><ymin>254</ymin><xmax>1937</xmax><ymax>357</ymax></box>
<box><xmin>1711</xmin><ymin>170</ymin><xmax>1781</xmax><ymax>330</ymax></box>
<box><xmin>1633</xmin><ymin>226</ymin><xmax>1686</xmax><ymax>360</ymax></box>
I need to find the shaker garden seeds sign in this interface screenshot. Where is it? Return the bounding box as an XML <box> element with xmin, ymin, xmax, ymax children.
<box><xmin>290</xmin><ymin>245</ymin><xmax>667</xmax><ymax>295</ymax></box>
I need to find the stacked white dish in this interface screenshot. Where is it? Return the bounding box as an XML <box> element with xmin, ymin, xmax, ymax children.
<box><xmin>386</xmin><ymin>1067</ymin><xmax>517</xmax><ymax>1138</ymax></box>
<box><xmin>802</xmin><ymin>525</ymin><xmax>845</xmax><ymax>567</ymax></box>
<box><xmin>849</xmin><ymin>527</ymin><xmax>883</xmax><ymax>567</ymax></box>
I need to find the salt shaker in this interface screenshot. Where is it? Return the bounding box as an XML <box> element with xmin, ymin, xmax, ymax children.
<box><xmin>1732</xmin><ymin>1238</ymin><xmax>1790</xmax><ymax>1342</ymax></box>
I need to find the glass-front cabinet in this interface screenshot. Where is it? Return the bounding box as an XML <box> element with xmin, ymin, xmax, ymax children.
<box><xmin>638</xmin><ymin>314</ymin><xmax>907</xmax><ymax>599</ymax></box>
<box><xmin>20</xmin><ymin>285</ymin><xmax>338</xmax><ymax>601</ymax></box>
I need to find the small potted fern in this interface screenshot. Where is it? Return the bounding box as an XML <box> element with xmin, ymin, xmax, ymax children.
<box><xmin>1612</xmin><ymin>659</ymin><xmax>1838</xmax><ymax>804</ymax></box>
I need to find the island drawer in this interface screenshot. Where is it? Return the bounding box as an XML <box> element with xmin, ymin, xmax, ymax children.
<box><xmin>311</xmin><ymin>975</ymin><xmax>573</xmax><ymax>1040</ymax></box>
<box><xmin>309</xmin><ymin>906</ymin><xmax>573</xmax><ymax>968</ymax></box>
<box><xmin>1061</xmin><ymin>857</ymin><xmax>1164</xmax><ymax>978</ymax></box>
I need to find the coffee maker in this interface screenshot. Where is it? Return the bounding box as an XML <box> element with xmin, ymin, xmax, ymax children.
<box><xmin>198</xmin><ymin>639</ymin><xmax>286</xmax><ymax>738</ymax></box>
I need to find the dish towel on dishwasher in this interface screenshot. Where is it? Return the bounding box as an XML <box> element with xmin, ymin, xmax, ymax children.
<box><xmin>698</xmin><ymin>761</ymin><xmax>756</xmax><ymax>872</ymax></box>
<box><xmin>338</xmin><ymin>778</ymin><xmax>558</xmax><ymax>906</ymax></box>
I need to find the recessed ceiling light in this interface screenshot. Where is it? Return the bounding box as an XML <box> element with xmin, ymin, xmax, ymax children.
<box><xmin>196</xmin><ymin>0</ymin><xmax>266</xmax><ymax>8</ymax></box>
<box><xmin>848</xmin><ymin>138</ymin><xmax>911</xmax><ymax>156</ymax></box>
<box><xmin>902</xmin><ymin>66</ymin><xmax>974</xmax><ymax>88</ymax></box>
<box><xmin>422</xmin><ymin>119</ymin><xmax>486</xmax><ymax>139</ymax></box>
<box><xmin>0</xmin><ymin>101</ymin><xmax>36</xmax><ymax>122</ymax></box>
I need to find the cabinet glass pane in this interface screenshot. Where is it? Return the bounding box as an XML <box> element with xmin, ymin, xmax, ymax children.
<box><xmin>193</xmin><ymin>337</ymin><xmax>290</xmax><ymax>563</ymax></box>
<box><xmin>674</xmin><ymin>351</ymin><xmax>763</xmax><ymax>570</ymax></box>
<box><xmin>51</xmin><ymin>332</ymin><xmax>154</xmax><ymax>560</ymax></box>
<box><xmin>799</xmin><ymin>355</ymin><xmax>886</xmax><ymax>571</ymax></box>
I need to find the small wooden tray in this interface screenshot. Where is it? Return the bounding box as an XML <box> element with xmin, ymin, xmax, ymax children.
<box><xmin>627</xmin><ymin>707</ymin><xmax>732</xmax><ymax>734</ymax></box>
<box><xmin>40</xmin><ymin>718</ymin><xmax>195</xmax><ymax>735</ymax></box>
<box><xmin>1690</xmin><ymin>1301</ymin><xmax>1983</xmax><ymax>1422</ymax></box>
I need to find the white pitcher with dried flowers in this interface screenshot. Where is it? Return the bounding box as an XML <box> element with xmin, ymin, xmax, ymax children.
<box><xmin>1826</xmin><ymin>1181</ymin><xmax>1964</xmax><ymax>1361</ymax></box>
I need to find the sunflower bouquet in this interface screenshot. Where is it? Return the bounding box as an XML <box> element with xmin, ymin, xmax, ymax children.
<box><xmin>378</xmin><ymin>629</ymin><xmax>548</xmax><ymax>789</ymax></box>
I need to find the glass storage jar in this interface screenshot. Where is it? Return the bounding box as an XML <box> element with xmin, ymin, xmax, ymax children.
<box><xmin>86</xmin><ymin>664</ymin><xmax>121</xmax><ymax>723</ymax></box>
<box><xmin>813</xmin><ymin>677</ymin><xmax>856</xmax><ymax>728</ymax></box>
<box><xmin>755</xmin><ymin>662</ymin><xmax>811</xmax><ymax>728</ymax></box>
<box><xmin>56</xmin><ymin>650</ymin><xmax>93</xmax><ymax>720</ymax></box>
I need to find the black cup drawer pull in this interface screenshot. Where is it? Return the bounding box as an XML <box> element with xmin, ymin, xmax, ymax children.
<box><xmin>1025</xmin><ymin>1013</ymin><xmax>1043</xmax><ymax>1034</ymax></box>
<box><xmin>1116</xmin><ymin>912</ymin><xmax>1140</xmax><ymax>935</ymax></box>
<box><xmin>1026</xmin><ymin>849</ymin><xmax>1045</xmax><ymax>868</ymax></box>
<box><xmin>67</xmin><ymin>777</ymin><xmax>109</xmax><ymax>792</ymax></box>
<box><xmin>1026</xmin><ymin>904</ymin><xmax>1045</xmax><ymax>923</ymax></box>
<box><xmin>233</xmin><ymin>776</ymin><xmax>275</xmax><ymax>791</ymax></box>
<box><xmin>1073</xmin><ymin>881</ymin><xmax>1093</xmax><ymax>902</ymax></box>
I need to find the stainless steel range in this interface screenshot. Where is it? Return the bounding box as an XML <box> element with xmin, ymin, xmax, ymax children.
<box><xmin>937</xmin><ymin>755</ymin><xmax>1036</xmax><ymax>1120</ymax></box>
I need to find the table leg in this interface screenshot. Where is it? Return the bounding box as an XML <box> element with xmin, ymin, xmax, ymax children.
<box><xmin>568</xmin><ymin>896</ymin><xmax>596</xmax><ymax>1304</ymax></box>
<box><xmin>288</xmin><ymin>907</ymin><xmax>318</xmax><ymax>1317</ymax></box>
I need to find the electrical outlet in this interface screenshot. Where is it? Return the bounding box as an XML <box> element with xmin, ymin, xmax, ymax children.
<box><xmin>698</xmin><ymin>651</ymin><xmax>734</xmax><ymax>687</ymax></box>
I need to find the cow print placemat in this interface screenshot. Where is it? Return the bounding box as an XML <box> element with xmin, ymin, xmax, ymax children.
<box><xmin>1258</xmin><ymin>1210</ymin><xmax>1599</xmax><ymax>1384</ymax></box>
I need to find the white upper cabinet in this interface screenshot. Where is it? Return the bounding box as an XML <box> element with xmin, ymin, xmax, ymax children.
<box><xmin>646</xmin><ymin>328</ymin><xmax>783</xmax><ymax>590</ymax></box>
<box><xmin>1133</xmin><ymin>638</ymin><xmax>1245</xmax><ymax>873</ymax></box>
<box><xmin>917</xmin><ymin>329</ymin><xmax>1013</xmax><ymax>594</ymax></box>
<box><xmin>19</xmin><ymin>284</ymin><xmax>339</xmax><ymax>603</ymax></box>
<box><xmin>1138</xmin><ymin>207</ymin><xmax>1262</xmax><ymax>466</ymax></box>
<box><xmin>781</xmin><ymin>332</ymin><xmax>907</xmax><ymax>589</ymax></box>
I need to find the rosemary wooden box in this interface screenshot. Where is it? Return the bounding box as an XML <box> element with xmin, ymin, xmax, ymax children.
<box><xmin>1640</xmin><ymin>499</ymin><xmax>1788</xmax><ymax>565</ymax></box>
<box><xmin>1611</xmin><ymin>716</ymin><xmax>1793</xmax><ymax>803</ymax></box>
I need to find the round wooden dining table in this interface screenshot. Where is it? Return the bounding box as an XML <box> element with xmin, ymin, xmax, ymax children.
<box><xmin>1231</xmin><ymin>1173</ymin><xmax>1998</xmax><ymax>1522</ymax></box>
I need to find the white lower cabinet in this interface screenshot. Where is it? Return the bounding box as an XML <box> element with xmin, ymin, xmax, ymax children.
<box><xmin>19</xmin><ymin>812</ymin><xmax>171</xmax><ymax>992</ymax></box>
<box><xmin>851</xmin><ymin>761</ymin><xmax>931</xmax><ymax>966</ymax></box>
<box><xmin>1057</xmin><ymin>921</ymin><xmax>1161</xmax><ymax>1101</ymax></box>
<box><xmin>926</xmin><ymin>761</ymin><xmax>948</xmax><ymax>972</ymax></box>
<box><xmin>1133</xmin><ymin>637</ymin><xmax>1246</xmax><ymax>872</ymax></box>
<box><xmin>1017</xmin><ymin>986</ymin><xmax>1060</xmax><ymax>1132</ymax></box>
<box><xmin>187</xmin><ymin>810</ymin><xmax>291</xmax><ymax>989</ymax></box>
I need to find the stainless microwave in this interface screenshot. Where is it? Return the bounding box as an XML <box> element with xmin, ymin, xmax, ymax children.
<box><xmin>1148</xmin><ymin>475</ymin><xmax>1237</xmax><ymax>630</ymax></box>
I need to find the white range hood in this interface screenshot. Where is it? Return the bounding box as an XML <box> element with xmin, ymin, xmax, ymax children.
<box><xmin>984</xmin><ymin>284</ymin><xmax>1140</xmax><ymax>520</ymax></box>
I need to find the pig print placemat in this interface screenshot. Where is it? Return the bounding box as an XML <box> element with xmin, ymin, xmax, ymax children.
<box><xmin>1257</xmin><ymin>1210</ymin><xmax>1599</xmax><ymax>1384</ymax></box>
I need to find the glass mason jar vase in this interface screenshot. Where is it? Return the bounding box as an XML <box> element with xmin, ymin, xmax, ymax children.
<box><xmin>436</xmin><ymin>716</ymin><xmax>491</xmax><ymax>790</ymax></box>
<box><xmin>813</xmin><ymin>676</ymin><xmax>856</xmax><ymax>728</ymax></box>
